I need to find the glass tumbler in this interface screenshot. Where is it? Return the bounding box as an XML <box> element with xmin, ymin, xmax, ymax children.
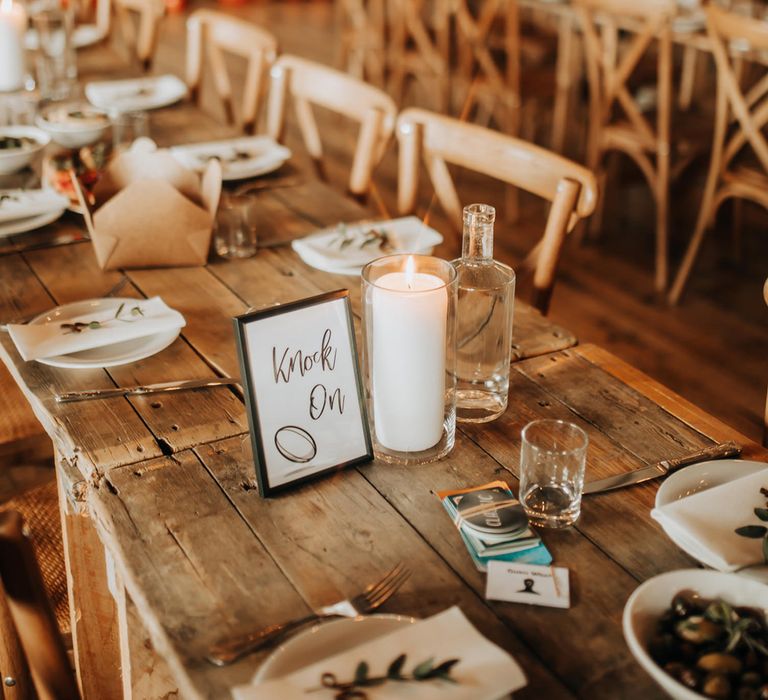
<box><xmin>214</xmin><ymin>194</ymin><xmax>258</xmax><ymax>259</ymax></box>
<box><xmin>32</xmin><ymin>5</ymin><xmax>77</xmax><ymax>101</ymax></box>
<box><xmin>361</xmin><ymin>254</ymin><xmax>458</xmax><ymax>465</ymax></box>
<box><xmin>111</xmin><ymin>111</ymin><xmax>150</xmax><ymax>151</ymax></box>
<box><xmin>519</xmin><ymin>419</ymin><xmax>589</xmax><ymax>528</ymax></box>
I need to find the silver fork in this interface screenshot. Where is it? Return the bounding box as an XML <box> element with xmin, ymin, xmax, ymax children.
<box><xmin>206</xmin><ymin>562</ymin><xmax>410</xmax><ymax>667</ymax></box>
<box><xmin>0</xmin><ymin>276</ymin><xmax>130</xmax><ymax>332</ymax></box>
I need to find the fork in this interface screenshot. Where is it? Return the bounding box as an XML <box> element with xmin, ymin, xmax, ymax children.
<box><xmin>206</xmin><ymin>562</ymin><xmax>410</xmax><ymax>667</ymax></box>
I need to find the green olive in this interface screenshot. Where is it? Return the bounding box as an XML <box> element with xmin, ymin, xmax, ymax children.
<box><xmin>697</xmin><ymin>653</ymin><xmax>743</xmax><ymax>675</ymax></box>
<box><xmin>676</xmin><ymin>616</ymin><xmax>723</xmax><ymax>644</ymax></box>
<box><xmin>702</xmin><ymin>673</ymin><xmax>731</xmax><ymax>699</ymax></box>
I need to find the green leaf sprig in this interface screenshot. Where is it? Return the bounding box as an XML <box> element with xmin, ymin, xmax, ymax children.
<box><xmin>331</xmin><ymin>224</ymin><xmax>394</xmax><ymax>253</ymax></box>
<box><xmin>308</xmin><ymin>654</ymin><xmax>459</xmax><ymax>699</ymax></box>
<box><xmin>60</xmin><ymin>303</ymin><xmax>145</xmax><ymax>334</ymax></box>
<box><xmin>734</xmin><ymin>487</ymin><xmax>768</xmax><ymax>562</ymax></box>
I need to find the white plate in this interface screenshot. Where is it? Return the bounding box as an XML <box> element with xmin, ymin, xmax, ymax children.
<box><xmin>655</xmin><ymin>459</ymin><xmax>768</xmax><ymax>583</ymax></box>
<box><xmin>254</xmin><ymin>615</ymin><xmax>416</xmax><ymax>683</ymax></box>
<box><xmin>170</xmin><ymin>136</ymin><xmax>292</xmax><ymax>181</ymax></box>
<box><xmin>85</xmin><ymin>74</ymin><xmax>188</xmax><ymax>113</ymax></box>
<box><xmin>0</xmin><ymin>207</ymin><xmax>65</xmax><ymax>238</ymax></box>
<box><xmin>29</xmin><ymin>297</ymin><xmax>180</xmax><ymax>369</ymax></box>
<box><xmin>26</xmin><ymin>23</ymin><xmax>107</xmax><ymax>50</ymax></box>
<box><xmin>292</xmin><ymin>216</ymin><xmax>443</xmax><ymax>276</ymax></box>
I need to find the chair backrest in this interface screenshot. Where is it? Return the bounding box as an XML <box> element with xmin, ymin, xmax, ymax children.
<box><xmin>576</xmin><ymin>0</ymin><xmax>675</xmax><ymax>153</ymax></box>
<box><xmin>396</xmin><ymin>108</ymin><xmax>598</xmax><ymax>314</ymax></box>
<box><xmin>706</xmin><ymin>5</ymin><xmax>768</xmax><ymax>177</ymax></box>
<box><xmin>0</xmin><ymin>510</ymin><xmax>79</xmax><ymax>700</ymax></box>
<box><xmin>266</xmin><ymin>54</ymin><xmax>397</xmax><ymax>197</ymax></box>
<box><xmin>186</xmin><ymin>10</ymin><xmax>278</xmax><ymax>134</ymax></box>
<box><xmin>112</xmin><ymin>0</ymin><xmax>165</xmax><ymax>72</ymax></box>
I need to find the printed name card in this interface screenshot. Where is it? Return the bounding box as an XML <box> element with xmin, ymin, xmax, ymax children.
<box><xmin>234</xmin><ymin>290</ymin><xmax>372</xmax><ymax>496</ymax></box>
<box><xmin>485</xmin><ymin>562</ymin><xmax>571</xmax><ymax>609</ymax></box>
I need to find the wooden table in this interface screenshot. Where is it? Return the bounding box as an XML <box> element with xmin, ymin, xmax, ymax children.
<box><xmin>1</xmin><ymin>59</ymin><xmax>765</xmax><ymax>700</ymax></box>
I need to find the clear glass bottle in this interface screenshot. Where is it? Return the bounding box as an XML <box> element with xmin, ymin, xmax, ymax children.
<box><xmin>452</xmin><ymin>203</ymin><xmax>515</xmax><ymax>423</ymax></box>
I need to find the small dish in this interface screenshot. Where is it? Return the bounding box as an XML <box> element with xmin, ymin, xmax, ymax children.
<box><xmin>0</xmin><ymin>126</ymin><xmax>50</xmax><ymax>175</ymax></box>
<box><xmin>253</xmin><ymin>615</ymin><xmax>416</xmax><ymax>683</ymax></box>
<box><xmin>171</xmin><ymin>136</ymin><xmax>291</xmax><ymax>181</ymax></box>
<box><xmin>623</xmin><ymin>569</ymin><xmax>768</xmax><ymax>700</ymax></box>
<box><xmin>85</xmin><ymin>74</ymin><xmax>188</xmax><ymax>113</ymax></box>
<box><xmin>0</xmin><ymin>208</ymin><xmax>65</xmax><ymax>238</ymax></box>
<box><xmin>29</xmin><ymin>297</ymin><xmax>180</xmax><ymax>369</ymax></box>
<box><xmin>36</xmin><ymin>102</ymin><xmax>110</xmax><ymax>148</ymax></box>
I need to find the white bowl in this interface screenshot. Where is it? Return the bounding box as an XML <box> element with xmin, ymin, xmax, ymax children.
<box><xmin>623</xmin><ymin>569</ymin><xmax>768</xmax><ymax>700</ymax></box>
<box><xmin>36</xmin><ymin>102</ymin><xmax>110</xmax><ymax>149</ymax></box>
<box><xmin>0</xmin><ymin>126</ymin><xmax>49</xmax><ymax>174</ymax></box>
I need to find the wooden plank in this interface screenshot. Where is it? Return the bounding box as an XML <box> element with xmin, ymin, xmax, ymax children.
<box><xmin>86</xmin><ymin>448</ymin><xmax>311</xmax><ymax>700</ymax></box>
<box><xmin>56</xmin><ymin>461</ymin><xmax>124</xmax><ymax>700</ymax></box>
<box><xmin>196</xmin><ymin>436</ymin><xmax>652</xmax><ymax>699</ymax></box>
<box><xmin>24</xmin><ymin>243</ymin><xmax>249</xmax><ymax>457</ymax></box>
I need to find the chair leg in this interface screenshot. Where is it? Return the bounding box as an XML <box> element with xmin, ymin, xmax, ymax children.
<box><xmin>678</xmin><ymin>45</ymin><xmax>698</xmax><ymax>111</ymax></box>
<box><xmin>763</xmin><ymin>385</ymin><xmax>768</xmax><ymax>448</ymax></box>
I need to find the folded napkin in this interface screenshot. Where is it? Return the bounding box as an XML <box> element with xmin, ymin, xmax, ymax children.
<box><xmin>292</xmin><ymin>217</ymin><xmax>443</xmax><ymax>268</ymax></box>
<box><xmin>233</xmin><ymin>607</ymin><xmax>526</xmax><ymax>700</ymax></box>
<box><xmin>652</xmin><ymin>468</ymin><xmax>768</xmax><ymax>571</ymax></box>
<box><xmin>0</xmin><ymin>189</ymin><xmax>69</xmax><ymax>224</ymax></box>
<box><xmin>170</xmin><ymin>137</ymin><xmax>291</xmax><ymax>179</ymax></box>
<box><xmin>85</xmin><ymin>74</ymin><xmax>187</xmax><ymax>112</ymax></box>
<box><xmin>8</xmin><ymin>297</ymin><xmax>186</xmax><ymax>362</ymax></box>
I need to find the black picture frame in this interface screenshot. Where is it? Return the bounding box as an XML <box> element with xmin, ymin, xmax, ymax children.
<box><xmin>233</xmin><ymin>289</ymin><xmax>373</xmax><ymax>496</ymax></box>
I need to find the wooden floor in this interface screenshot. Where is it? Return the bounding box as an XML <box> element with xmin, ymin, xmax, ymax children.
<box><xmin>2</xmin><ymin>0</ymin><xmax>767</xmax><ymax>503</ymax></box>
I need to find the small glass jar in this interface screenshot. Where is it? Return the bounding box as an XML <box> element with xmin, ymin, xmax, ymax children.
<box><xmin>361</xmin><ymin>254</ymin><xmax>458</xmax><ymax>465</ymax></box>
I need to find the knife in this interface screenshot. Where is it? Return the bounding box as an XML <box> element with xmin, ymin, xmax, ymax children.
<box><xmin>55</xmin><ymin>377</ymin><xmax>239</xmax><ymax>403</ymax></box>
<box><xmin>583</xmin><ymin>441</ymin><xmax>743</xmax><ymax>495</ymax></box>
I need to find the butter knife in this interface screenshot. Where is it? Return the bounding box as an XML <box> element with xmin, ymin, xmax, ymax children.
<box><xmin>583</xmin><ymin>441</ymin><xmax>742</xmax><ymax>495</ymax></box>
<box><xmin>55</xmin><ymin>377</ymin><xmax>239</xmax><ymax>403</ymax></box>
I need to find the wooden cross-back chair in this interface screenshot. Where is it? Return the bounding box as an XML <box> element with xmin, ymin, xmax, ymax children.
<box><xmin>764</xmin><ymin>278</ymin><xmax>768</xmax><ymax>447</ymax></box>
<box><xmin>186</xmin><ymin>10</ymin><xmax>278</xmax><ymax>134</ymax></box>
<box><xmin>336</xmin><ymin>0</ymin><xmax>386</xmax><ymax>87</ymax></box>
<box><xmin>112</xmin><ymin>0</ymin><xmax>165</xmax><ymax>72</ymax></box>
<box><xmin>0</xmin><ymin>509</ymin><xmax>78</xmax><ymax>700</ymax></box>
<box><xmin>670</xmin><ymin>5</ymin><xmax>768</xmax><ymax>304</ymax></box>
<box><xmin>396</xmin><ymin>108</ymin><xmax>598</xmax><ymax>314</ymax></box>
<box><xmin>386</xmin><ymin>0</ymin><xmax>451</xmax><ymax>111</ymax></box>
<box><xmin>266</xmin><ymin>54</ymin><xmax>397</xmax><ymax>208</ymax></box>
<box><xmin>576</xmin><ymin>0</ymin><xmax>676</xmax><ymax>293</ymax></box>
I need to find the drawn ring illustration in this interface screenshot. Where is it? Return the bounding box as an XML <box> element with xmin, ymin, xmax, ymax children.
<box><xmin>274</xmin><ymin>425</ymin><xmax>317</xmax><ymax>464</ymax></box>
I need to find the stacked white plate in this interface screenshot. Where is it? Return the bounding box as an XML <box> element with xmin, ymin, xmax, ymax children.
<box><xmin>170</xmin><ymin>136</ymin><xmax>292</xmax><ymax>181</ymax></box>
<box><xmin>0</xmin><ymin>188</ymin><xmax>69</xmax><ymax>238</ymax></box>
<box><xmin>292</xmin><ymin>216</ymin><xmax>444</xmax><ymax>275</ymax></box>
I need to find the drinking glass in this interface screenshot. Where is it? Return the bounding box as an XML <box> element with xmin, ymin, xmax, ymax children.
<box><xmin>111</xmin><ymin>111</ymin><xmax>150</xmax><ymax>151</ymax></box>
<box><xmin>214</xmin><ymin>194</ymin><xmax>258</xmax><ymax>258</ymax></box>
<box><xmin>519</xmin><ymin>419</ymin><xmax>588</xmax><ymax>528</ymax></box>
<box><xmin>32</xmin><ymin>5</ymin><xmax>77</xmax><ymax>101</ymax></box>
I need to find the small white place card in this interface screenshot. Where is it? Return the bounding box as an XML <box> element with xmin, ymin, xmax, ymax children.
<box><xmin>485</xmin><ymin>562</ymin><xmax>570</xmax><ymax>609</ymax></box>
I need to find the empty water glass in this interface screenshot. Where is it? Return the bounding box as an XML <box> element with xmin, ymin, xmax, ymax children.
<box><xmin>519</xmin><ymin>419</ymin><xmax>588</xmax><ymax>529</ymax></box>
<box><xmin>111</xmin><ymin>111</ymin><xmax>150</xmax><ymax>151</ymax></box>
<box><xmin>214</xmin><ymin>194</ymin><xmax>258</xmax><ymax>259</ymax></box>
<box><xmin>32</xmin><ymin>5</ymin><xmax>77</xmax><ymax>101</ymax></box>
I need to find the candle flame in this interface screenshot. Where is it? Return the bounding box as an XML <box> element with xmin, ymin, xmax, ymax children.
<box><xmin>404</xmin><ymin>255</ymin><xmax>415</xmax><ymax>290</ymax></box>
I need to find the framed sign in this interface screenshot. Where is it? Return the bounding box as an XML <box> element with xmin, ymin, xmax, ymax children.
<box><xmin>233</xmin><ymin>290</ymin><xmax>373</xmax><ymax>496</ymax></box>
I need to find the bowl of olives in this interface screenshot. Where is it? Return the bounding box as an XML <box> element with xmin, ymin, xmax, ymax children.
<box><xmin>623</xmin><ymin>569</ymin><xmax>768</xmax><ymax>700</ymax></box>
<box><xmin>0</xmin><ymin>126</ymin><xmax>49</xmax><ymax>175</ymax></box>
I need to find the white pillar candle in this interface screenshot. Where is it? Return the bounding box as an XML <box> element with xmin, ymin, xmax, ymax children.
<box><xmin>372</xmin><ymin>257</ymin><xmax>447</xmax><ymax>452</ymax></box>
<box><xmin>0</xmin><ymin>0</ymin><xmax>26</xmax><ymax>93</ymax></box>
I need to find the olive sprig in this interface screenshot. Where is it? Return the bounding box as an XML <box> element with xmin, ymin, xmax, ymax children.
<box><xmin>60</xmin><ymin>303</ymin><xmax>145</xmax><ymax>334</ymax></box>
<box><xmin>331</xmin><ymin>224</ymin><xmax>394</xmax><ymax>253</ymax></box>
<box><xmin>706</xmin><ymin>599</ymin><xmax>768</xmax><ymax>657</ymax></box>
<box><xmin>308</xmin><ymin>654</ymin><xmax>459</xmax><ymax>699</ymax></box>
<box><xmin>734</xmin><ymin>486</ymin><xmax>768</xmax><ymax>563</ymax></box>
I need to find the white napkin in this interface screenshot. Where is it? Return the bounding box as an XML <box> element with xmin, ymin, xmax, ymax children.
<box><xmin>0</xmin><ymin>189</ymin><xmax>69</xmax><ymax>224</ymax></box>
<box><xmin>651</xmin><ymin>468</ymin><xmax>768</xmax><ymax>571</ymax></box>
<box><xmin>292</xmin><ymin>217</ymin><xmax>443</xmax><ymax>268</ymax></box>
<box><xmin>233</xmin><ymin>607</ymin><xmax>527</xmax><ymax>700</ymax></box>
<box><xmin>85</xmin><ymin>74</ymin><xmax>188</xmax><ymax>112</ymax></box>
<box><xmin>8</xmin><ymin>297</ymin><xmax>186</xmax><ymax>361</ymax></box>
<box><xmin>170</xmin><ymin>137</ymin><xmax>291</xmax><ymax>179</ymax></box>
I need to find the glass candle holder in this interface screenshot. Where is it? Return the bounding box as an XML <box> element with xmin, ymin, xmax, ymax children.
<box><xmin>362</xmin><ymin>254</ymin><xmax>458</xmax><ymax>465</ymax></box>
